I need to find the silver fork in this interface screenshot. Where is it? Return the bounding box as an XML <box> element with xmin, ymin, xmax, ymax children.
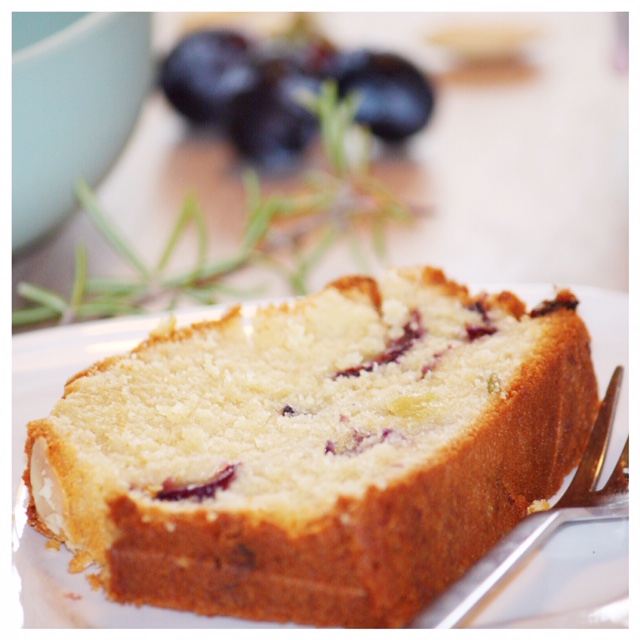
<box><xmin>416</xmin><ymin>365</ymin><xmax>629</xmax><ymax>629</ymax></box>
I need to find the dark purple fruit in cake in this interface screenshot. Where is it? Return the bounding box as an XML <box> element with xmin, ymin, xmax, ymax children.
<box><xmin>421</xmin><ymin>348</ymin><xmax>449</xmax><ymax>376</ymax></box>
<box><xmin>465</xmin><ymin>297</ymin><xmax>498</xmax><ymax>341</ymax></box>
<box><xmin>466</xmin><ymin>324</ymin><xmax>498</xmax><ymax>341</ymax></box>
<box><xmin>159</xmin><ymin>29</ymin><xmax>257</xmax><ymax>126</ymax></box>
<box><xmin>467</xmin><ymin>298</ymin><xmax>491</xmax><ymax>323</ymax></box>
<box><xmin>334</xmin><ymin>309</ymin><xmax>424</xmax><ymax>378</ymax></box>
<box><xmin>281</xmin><ymin>404</ymin><xmax>299</xmax><ymax>416</ymax></box>
<box><xmin>327</xmin><ymin>49</ymin><xmax>435</xmax><ymax>142</ymax></box>
<box><xmin>155</xmin><ymin>463</ymin><xmax>238</xmax><ymax>502</ymax></box>
<box><xmin>530</xmin><ymin>291</ymin><xmax>579</xmax><ymax>318</ymax></box>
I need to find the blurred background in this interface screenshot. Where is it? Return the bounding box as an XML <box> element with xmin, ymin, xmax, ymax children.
<box><xmin>11</xmin><ymin>11</ymin><xmax>629</xmax><ymax>331</ymax></box>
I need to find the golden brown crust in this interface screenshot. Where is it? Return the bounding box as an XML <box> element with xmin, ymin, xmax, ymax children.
<box><xmin>406</xmin><ymin>265</ymin><xmax>474</xmax><ymax>303</ymax></box>
<box><xmin>488</xmin><ymin>290</ymin><xmax>527</xmax><ymax>319</ymax></box>
<box><xmin>327</xmin><ymin>274</ymin><xmax>382</xmax><ymax>311</ymax></box>
<box><xmin>63</xmin><ymin>355</ymin><xmax>126</xmax><ymax>396</ymax></box>
<box><xmin>101</xmin><ymin>309</ymin><xmax>597</xmax><ymax>628</ymax></box>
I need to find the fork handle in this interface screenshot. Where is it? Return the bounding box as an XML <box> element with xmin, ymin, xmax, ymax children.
<box><xmin>414</xmin><ymin>509</ymin><xmax>569</xmax><ymax>628</ymax></box>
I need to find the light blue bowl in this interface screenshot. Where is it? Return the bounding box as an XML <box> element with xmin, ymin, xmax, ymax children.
<box><xmin>12</xmin><ymin>12</ymin><xmax>153</xmax><ymax>254</ymax></box>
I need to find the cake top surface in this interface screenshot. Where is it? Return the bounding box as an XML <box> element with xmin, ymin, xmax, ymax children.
<box><xmin>38</xmin><ymin>267</ymin><xmax>555</xmax><ymax>525</ymax></box>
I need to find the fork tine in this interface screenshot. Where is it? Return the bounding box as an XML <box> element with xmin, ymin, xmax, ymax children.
<box><xmin>600</xmin><ymin>436</ymin><xmax>629</xmax><ymax>495</ymax></box>
<box><xmin>556</xmin><ymin>365</ymin><xmax>624</xmax><ymax>507</ymax></box>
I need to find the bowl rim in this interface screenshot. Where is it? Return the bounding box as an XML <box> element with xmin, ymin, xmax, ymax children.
<box><xmin>12</xmin><ymin>12</ymin><xmax>124</xmax><ymax>64</ymax></box>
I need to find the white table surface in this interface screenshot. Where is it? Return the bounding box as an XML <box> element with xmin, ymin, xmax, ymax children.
<box><xmin>12</xmin><ymin>11</ymin><xmax>629</xmax><ymax>323</ymax></box>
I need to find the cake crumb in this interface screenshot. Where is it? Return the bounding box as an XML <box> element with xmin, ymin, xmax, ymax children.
<box><xmin>86</xmin><ymin>573</ymin><xmax>103</xmax><ymax>591</ymax></box>
<box><xmin>150</xmin><ymin>315</ymin><xmax>177</xmax><ymax>338</ymax></box>
<box><xmin>69</xmin><ymin>550</ymin><xmax>93</xmax><ymax>574</ymax></box>
<box><xmin>527</xmin><ymin>499</ymin><xmax>550</xmax><ymax>514</ymax></box>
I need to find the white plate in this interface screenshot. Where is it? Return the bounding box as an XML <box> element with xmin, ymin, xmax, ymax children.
<box><xmin>11</xmin><ymin>284</ymin><xmax>629</xmax><ymax>628</ymax></box>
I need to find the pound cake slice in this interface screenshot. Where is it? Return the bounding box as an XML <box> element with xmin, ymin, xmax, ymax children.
<box><xmin>23</xmin><ymin>266</ymin><xmax>598</xmax><ymax>628</ymax></box>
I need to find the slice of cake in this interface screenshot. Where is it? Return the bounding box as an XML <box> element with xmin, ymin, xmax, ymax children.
<box><xmin>23</xmin><ymin>266</ymin><xmax>598</xmax><ymax>627</ymax></box>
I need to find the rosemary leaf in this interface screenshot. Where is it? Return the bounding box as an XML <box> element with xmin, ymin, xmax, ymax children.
<box><xmin>325</xmin><ymin>85</ymin><xmax>349</xmax><ymax>176</ymax></box>
<box><xmin>17</xmin><ymin>282</ymin><xmax>68</xmax><ymax>315</ymax></box>
<box><xmin>156</xmin><ymin>193</ymin><xmax>207</xmax><ymax>277</ymax></box>
<box><xmin>354</xmin><ymin>126</ymin><xmax>373</xmax><ymax>173</ymax></box>
<box><xmin>288</xmin><ymin>225</ymin><xmax>339</xmax><ymax>295</ymax></box>
<box><xmin>305</xmin><ymin>224</ymin><xmax>340</xmax><ymax>270</ymax></box>
<box><xmin>180</xmin><ymin>287</ymin><xmax>219</xmax><ymax>306</ymax></box>
<box><xmin>355</xmin><ymin>174</ymin><xmax>414</xmax><ymax>222</ymax></box>
<box><xmin>241</xmin><ymin>198</ymin><xmax>281</xmax><ymax>253</ymax></box>
<box><xmin>288</xmin><ymin>272</ymin><xmax>308</xmax><ymax>296</ymax></box>
<box><xmin>192</xmin><ymin>198</ymin><xmax>208</xmax><ymax>274</ymax></box>
<box><xmin>346</xmin><ymin>227</ymin><xmax>371</xmax><ymax>274</ymax></box>
<box><xmin>12</xmin><ymin>305</ymin><xmax>61</xmax><ymax>326</ymax></box>
<box><xmin>155</xmin><ymin>194</ymin><xmax>194</xmax><ymax>272</ymax></box>
<box><xmin>70</xmin><ymin>244</ymin><xmax>88</xmax><ymax>310</ymax></box>
<box><xmin>162</xmin><ymin>252</ymin><xmax>250</xmax><ymax>288</ymax></box>
<box><xmin>371</xmin><ymin>215</ymin><xmax>388</xmax><ymax>261</ymax></box>
<box><xmin>303</xmin><ymin>169</ymin><xmax>342</xmax><ymax>194</ymax></box>
<box><xmin>75</xmin><ymin>177</ymin><xmax>151</xmax><ymax>279</ymax></box>
<box><xmin>242</xmin><ymin>169</ymin><xmax>262</xmax><ymax>211</ymax></box>
<box><xmin>85</xmin><ymin>278</ymin><xmax>149</xmax><ymax>297</ymax></box>
<box><xmin>192</xmin><ymin>280</ymin><xmax>268</xmax><ymax>300</ymax></box>
<box><xmin>73</xmin><ymin>301</ymin><xmax>146</xmax><ymax>319</ymax></box>
<box><xmin>180</xmin><ymin>279</ymin><xmax>268</xmax><ymax>305</ymax></box>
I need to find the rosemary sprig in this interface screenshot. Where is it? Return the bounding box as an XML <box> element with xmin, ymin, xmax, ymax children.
<box><xmin>13</xmin><ymin>81</ymin><xmax>421</xmax><ymax>330</ymax></box>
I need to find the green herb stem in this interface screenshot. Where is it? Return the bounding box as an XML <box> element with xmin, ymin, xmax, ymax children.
<box><xmin>76</xmin><ymin>177</ymin><xmax>151</xmax><ymax>279</ymax></box>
